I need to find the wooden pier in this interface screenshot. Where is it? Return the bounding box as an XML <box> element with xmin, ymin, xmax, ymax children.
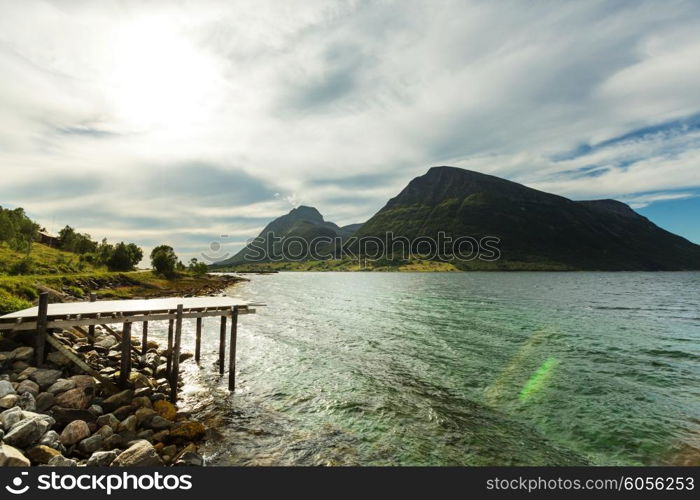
<box><xmin>0</xmin><ymin>293</ymin><xmax>259</xmax><ymax>401</ymax></box>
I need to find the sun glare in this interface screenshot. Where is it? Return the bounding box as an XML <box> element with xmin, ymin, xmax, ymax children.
<box><xmin>107</xmin><ymin>18</ymin><xmax>221</xmax><ymax>131</ymax></box>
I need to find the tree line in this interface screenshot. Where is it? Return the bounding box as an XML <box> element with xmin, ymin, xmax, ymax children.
<box><xmin>1</xmin><ymin>206</ymin><xmax>209</xmax><ymax>277</ymax></box>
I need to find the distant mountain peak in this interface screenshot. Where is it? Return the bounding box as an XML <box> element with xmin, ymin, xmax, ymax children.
<box><xmin>213</xmin><ymin>205</ymin><xmax>363</xmax><ymax>266</ymax></box>
<box><xmin>289</xmin><ymin>205</ymin><xmax>324</xmax><ymax>222</ymax></box>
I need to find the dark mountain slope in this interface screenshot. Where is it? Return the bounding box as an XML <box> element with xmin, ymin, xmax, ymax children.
<box><xmin>354</xmin><ymin>166</ymin><xmax>700</xmax><ymax>270</ymax></box>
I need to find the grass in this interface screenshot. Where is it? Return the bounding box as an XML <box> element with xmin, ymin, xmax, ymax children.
<box><xmin>0</xmin><ymin>242</ymin><xmax>103</xmax><ymax>275</ymax></box>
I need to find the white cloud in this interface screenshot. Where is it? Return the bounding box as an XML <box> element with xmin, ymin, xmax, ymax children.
<box><xmin>1</xmin><ymin>0</ymin><xmax>699</xmax><ymax>258</ymax></box>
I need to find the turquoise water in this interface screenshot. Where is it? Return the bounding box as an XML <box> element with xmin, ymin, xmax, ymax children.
<box><xmin>165</xmin><ymin>272</ymin><xmax>699</xmax><ymax>465</ymax></box>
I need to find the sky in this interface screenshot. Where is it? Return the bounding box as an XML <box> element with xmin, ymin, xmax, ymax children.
<box><xmin>0</xmin><ymin>0</ymin><xmax>699</xmax><ymax>263</ymax></box>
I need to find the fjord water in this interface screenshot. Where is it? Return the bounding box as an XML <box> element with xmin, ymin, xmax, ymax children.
<box><xmin>168</xmin><ymin>272</ymin><xmax>698</xmax><ymax>465</ymax></box>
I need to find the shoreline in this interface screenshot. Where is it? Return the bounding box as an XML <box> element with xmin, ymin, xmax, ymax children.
<box><xmin>0</xmin><ymin>273</ymin><xmax>246</xmax><ymax>467</ymax></box>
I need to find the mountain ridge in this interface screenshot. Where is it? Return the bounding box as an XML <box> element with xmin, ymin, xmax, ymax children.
<box><xmin>353</xmin><ymin>166</ymin><xmax>700</xmax><ymax>270</ymax></box>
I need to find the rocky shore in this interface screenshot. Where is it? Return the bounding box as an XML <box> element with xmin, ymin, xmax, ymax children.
<box><xmin>0</xmin><ymin>324</ymin><xmax>208</xmax><ymax>467</ymax></box>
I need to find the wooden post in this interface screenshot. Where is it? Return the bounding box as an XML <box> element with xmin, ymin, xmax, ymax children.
<box><xmin>218</xmin><ymin>315</ymin><xmax>227</xmax><ymax>375</ymax></box>
<box><xmin>35</xmin><ymin>292</ymin><xmax>49</xmax><ymax>365</ymax></box>
<box><xmin>119</xmin><ymin>322</ymin><xmax>132</xmax><ymax>388</ymax></box>
<box><xmin>166</xmin><ymin>317</ymin><xmax>174</xmax><ymax>377</ymax></box>
<box><xmin>170</xmin><ymin>304</ymin><xmax>183</xmax><ymax>403</ymax></box>
<box><xmin>88</xmin><ymin>293</ymin><xmax>96</xmax><ymax>346</ymax></box>
<box><xmin>195</xmin><ymin>317</ymin><xmax>202</xmax><ymax>365</ymax></box>
<box><xmin>228</xmin><ymin>306</ymin><xmax>238</xmax><ymax>391</ymax></box>
<box><xmin>141</xmin><ymin>321</ymin><xmax>148</xmax><ymax>363</ymax></box>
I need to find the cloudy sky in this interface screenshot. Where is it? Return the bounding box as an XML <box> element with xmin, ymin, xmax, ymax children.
<box><xmin>1</xmin><ymin>0</ymin><xmax>699</xmax><ymax>262</ymax></box>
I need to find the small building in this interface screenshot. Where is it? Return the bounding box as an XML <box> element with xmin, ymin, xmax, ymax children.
<box><xmin>38</xmin><ymin>232</ymin><xmax>60</xmax><ymax>248</ymax></box>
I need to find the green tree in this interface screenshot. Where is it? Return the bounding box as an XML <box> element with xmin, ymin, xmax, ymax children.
<box><xmin>150</xmin><ymin>245</ymin><xmax>178</xmax><ymax>276</ymax></box>
<box><xmin>188</xmin><ymin>257</ymin><xmax>208</xmax><ymax>276</ymax></box>
<box><xmin>107</xmin><ymin>241</ymin><xmax>143</xmax><ymax>271</ymax></box>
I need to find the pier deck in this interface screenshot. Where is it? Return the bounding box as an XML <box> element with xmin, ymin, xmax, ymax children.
<box><xmin>0</xmin><ymin>294</ymin><xmax>260</xmax><ymax>400</ymax></box>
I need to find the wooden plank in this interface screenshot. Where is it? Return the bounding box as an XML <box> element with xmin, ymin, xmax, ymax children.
<box><xmin>1</xmin><ymin>296</ymin><xmax>254</xmax><ymax>319</ymax></box>
<box><xmin>141</xmin><ymin>321</ymin><xmax>148</xmax><ymax>363</ymax></box>
<box><xmin>88</xmin><ymin>293</ymin><xmax>96</xmax><ymax>346</ymax></box>
<box><xmin>170</xmin><ymin>304</ymin><xmax>183</xmax><ymax>403</ymax></box>
<box><xmin>218</xmin><ymin>315</ymin><xmax>226</xmax><ymax>375</ymax></box>
<box><xmin>166</xmin><ymin>318</ymin><xmax>174</xmax><ymax>377</ymax></box>
<box><xmin>35</xmin><ymin>292</ymin><xmax>48</xmax><ymax>365</ymax></box>
<box><xmin>195</xmin><ymin>317</ymin><xmax>202</xmax><ymax>365</ymax></box>
<box><xmin>119</xmin><ymin>322</ymin><xmax>132</xmax><ymax>388</ymax></box>
<box><xmin>45</xmin><ymin>334</ymin><xmax>119</xmax><ymax>395</ymax></box>
<box><xmin>0</xmin><ymin>307</ymin><xmax>255</xmax><ymax>332</ymax></box>
<box><xmin>228</xmin><ymin>306</ymin><xmax>238</xmax><ymax>391</ymax></box>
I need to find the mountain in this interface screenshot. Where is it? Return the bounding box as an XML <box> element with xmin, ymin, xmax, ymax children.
<box><xmin>353</xmin><ymin>166</ymin><xmax>700</xmax><ymax>270</ymax></box>
<box><xmin>214</xmin><ymin>206</ymin><xmax>362</xmax><ymax>266</ymax></box>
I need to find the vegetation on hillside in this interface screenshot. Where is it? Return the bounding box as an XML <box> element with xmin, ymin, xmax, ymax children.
<box><xmin>0</xmin><ymin>206</ymin><xmax>40</xmax><ymax>252</ymax></box>
<box><xmin>0</xmin><ymin>205</ymin><xmax>208</xmax><ymax>315</ymax></box>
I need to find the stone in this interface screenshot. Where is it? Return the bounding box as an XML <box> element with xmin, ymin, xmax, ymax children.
<box><xmin>47</xmin><ymin>351</ymin><xmax>71</xmax><ymax>367</ymax></box>
<box><xmin>11</xmin><ymin>346</ymin><xmax>34</xmax><ymax>362</ymax></box>
<box><xmin>26</xmin><ymin>445</ymin><xmax>61</xmax><ymax>464</ymax></box>
<box><xmin>112</xmin><ymin>405</ymin><xmax>134</xmax><ymax>421</ymax></box>
<box><xmin>134</xmin><ymin>387</ymin><xmax>153</xmax><ymax>398</ymax></box>
<box><xmin>151</xmin><ymin>392</ymin><xmax>166</xmax><ymax>402</ymax></box>
<box><xmin>35</xmin><ymin>392</ymin><xmax>56</xmax><ymax>412</ymax></box>
<box><xmin>128</xmin><ymin>372</ymin><xmax>153</xmax><ymax>389</ymax></box>
<box><xmin>50</xmin><ymin>407</ymin><xmax>96</xmax><ymax>426</ymax></box>
<box><xmin>88</xmin><ymin>404</ymin><xmax>103</xmax><ymax>416</ymax></box>
<box><xmin>102</xmin><ymin>389</ymin><xmax>133</xmax><ymax>411</ymax></box>
<box><xmin>39</xmin><ymin>430</ymin><xmax>65</xmax><ymax>452</ymax></box>
<box><xmin>95</xmin><ymin>424</ymin><xmax>114</xmax><ymax>439</ymax></box>
<box><xmin>131</xmin><ymin>396</ymin><xmax>152</xmax><ymax>409</ymax></box>
<box><xmin>70</xmin><ymin>375</ymin><xmax>98</xmax><ymax>392</ymax></box>
<box><xmin>118</xmin><ymin>415</ymin><xmax>138</xmax><ymax>433</ymax></box>
<box><xmin>117</xmin><ymin>430</ymin><xmax>138</xmax><ymax>444</ymax></box>
<box><xmin>0</xmin><ymin>394</ymin><xmax>19</xmax><ymax>409</ymax></box>
<box><xmin>0</xmin><ymin>379</ymin><xmax>16</xmax><ymax>398</ymax></box>
<box><xmin>111</xmin><ymin>440</ymin><xmax>163</xmax><ymax>467</ymax></box>
<box><xmin>161</xmin><ymin>444</ymin><xmax>177</xmax><ymax>458</ymax></box>
<box><xmin>1</xmin><ymin>406</ymin><xmax>23</xmax><ymax>430</ymax></box>
<box><xmin>12</xmin><ymin>361</ymin><xmax>30</xmax><ymax>373</ymax></box>
<box><xmin>0</xmin><ymin>443</ymin><xmax>30</xmax><ymax>466</ymax></box>
<box><xmin>54</xmin><ymin>388</ymin><xmax>89</xmax><ymax>409</ymax></box>
<box><xmin>134</xmin><ymin>408</ymin><xmax>156</xmax><ymax>426</ymax></box>
<box><xmin>86</xmin><ymin>450</ymin><xmax>117</xmax><ymax>467</ymax></box>
<box><xmin>152</xmin><ymin>430</ymin><xmax>169</xmax><ymax>442</ymax></box>
<box><xmin>175</xmin><ymin>451</ymin><xmax>204</xmax><ymax>466</ymax></box>
<box><xmin>60</xmin><ymin>420</ymin><xmax>91</xmax><ymax>446</ymax></box>
<box><xmin>103</xmin><ymin>434</ymin><xmax>124</xmax><ymax>450</ymax></box>
<box><xmin>4</xmin><ymin>417</ymin><xmax>46</xmax><ymax>448</ymax></box>
<box><xmin>17</xmin><ymin>379</ymin><xmax>40</xmax><ymax>396</ymax></box>
<box><xmin>136</xmin><ymin>429</ymin><xmax>154</xmax><ymax>441</ymax></box>
<box><xmin>47</xmin><ymin>455</ymin><xmax>77</xmax><ymax>467</ymax></box>
<box><xmin>16</xmin><ymin>367</ymin><xmax>37</xmax><ymax>381</ymax></box>
<box><xmin>20</xmin><ymin>411</ymin><xmax>55</xmax><ymax>429</ymax></box>
<box><xmin>179</xmin><ymin>352</ymin><xmax>194</xmax><ymax>362</ymax></box>
<box><xmin>47</xmin><ymin>379</ymin><xmax>76</xmax><ymax>394</ymax></box>
<box><xmin>153</xmin><ymin>400</ymin><xmax>177</xmax><ymax>421</ymax></box>
<box><xmin>29</xmin><ymin>368</ymin><xmax>62</xmax><ymax>389</ymax></box>
<box><xmin>147</xmin><ymin>415</ymin><xmax>172</xmax><ymax>430</ymax></box>
<box><xmin>95</xmin><ymin>337</ymin><xmax>118</xmax><ymax>349</ymax></box>
<box><xmin>169</xmin><ymin>420</ymin><xmax>206</xmax><ymax>442</ymax></box>
<box><xmin>77</xmin><ymin>433</ymin><xmax>104</xmax><ymax>455</ymax></box>
<box><xmin>96</xmin><ymin>413</ymin><xmax>120</xmax><ymax>431</ymax></box>
<box><xmin>17</xmin><ymin>392</ymin><xmax>36</xmax><ymax>411</ymax></box>
<box><xmin>155</xmin><ymin>364</ymin><xmax>169</xmax><ymax>378</ymax></box>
